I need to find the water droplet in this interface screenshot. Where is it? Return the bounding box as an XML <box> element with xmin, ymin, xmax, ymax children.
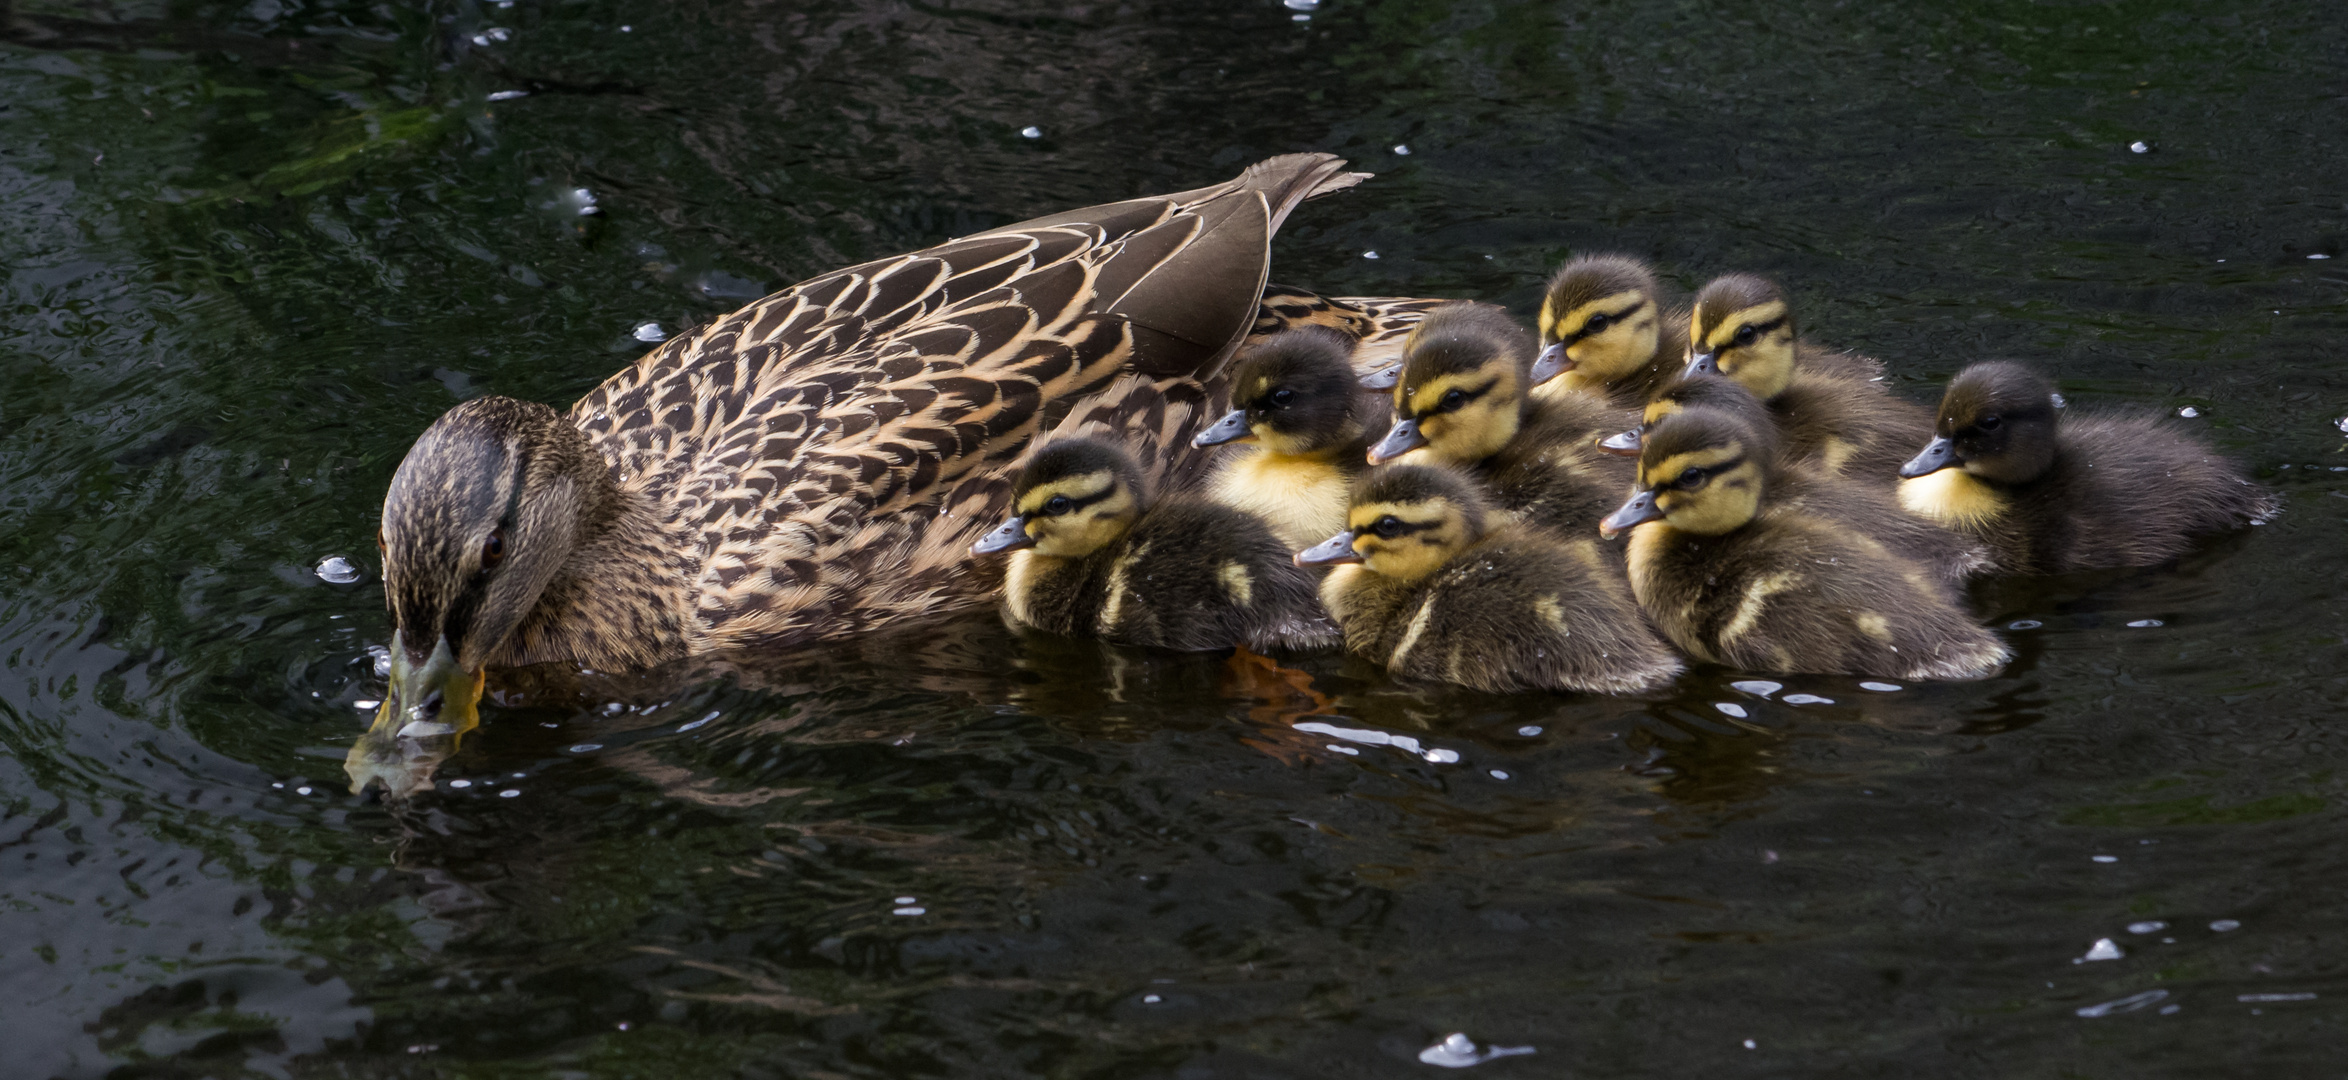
<box><xmin>1393</xmin><ymin>143</ymin><xmax>1411</xmax><ymax>155</ymax></box>
<box><xmin>1422</xmin><ymin>748</ymin><xmax>1460</xmax><ymax>764</ymax></box>
<box><xmin>2008</xmin><ymin>619</ymin><xmax>2042</xmax><ymax>630</ymax></box>
<box><xmin>500</xmin><ymin>788</ymin><xmax>521</xmax><ymax>798</ymax></box>
<box><xmin>2311</xmin><ymin>253</ymin><xmax>2333</xmax><ymax>260</ymax></box>
<box><xmin>2082</xmin><ymin>938</ymin><xmax>2124</xmax><ymax>961</ymax></box>
<box><xmin>1782</xmin><ymin>693</ymin><xmax>1834</xmax><ymax>705</ymax></box>
<box><xmin>448</xmin><ymin>779</ymin><xmax>472</xmax><ymax>789</ymax></box>
<box><xmin>1714</xmin><ymin>702</ymin><xmax>1748</xmax><ymax>718</ymax></box>
<box><xmin>1283</xmin><ymin>0</ymin><xmax>1319</xmax><ymax>8</ymax></box>
<box><xmin>892</xmin><ymin>905</ymin><xmax>926</xmax><ymax>916</ymax></box>
<box><xmin>354</xmin><ymin>699</ymin><xmax>380</xmax><ymax>710</ymax></box>
<box><xmin>1489</xmin><ymin>769</ymin><xmax>1510</xmax><ymax>780</ymax></box>
<box><xmin>1142</xmin><ymin>993</ymin><xmax>1163</xmax><ymax>1003</ymax></box>
<box><xmin>2078</xmin><ymin>989</ymin><xmax>2167</xmax><ymax>1017</ymax></box>
<box><xmin>2128</xmin><ymin>140</ymin><xmax>2150</xmax><ymax>153</ymax></box>
<box><xmin>2178</xmin><ymin>406</ymin><xmax>2200</xmax><ymax>418</ymax></box>
<box><xmin>2128</xmin><ymin>921</ymin><xmax>2167</xmax><ymax>934</ymax></box>
<box><xmin>486</xmin><ymin>90</ymin><xmax>528</xmax><ymax>102</ymax></box>
<box><xmin>1743</xmin><ymin>1039</ymin><xmax>1756</xmax><ymax>1049</ymax></box>
<box><xmin>1019</xmin><ymin>126</ymin><xmax>1043</xmax><ymax>139</ymax></box>
<box><xmin>894</xmin><ymin>896</ymin><xmax>916</xmax><ymax>904</ymax></box>
<box><xmin>2211</xmin><ymin>919</ymin><xmax>2241</xmax><ymax>932</ymax></box>
<box><xmin>2050</xmin><ymin>392</ymin><xmax>2068</xmax><ymax>408</ymax></box>
<box><xmin>315</xmin><ymin>556</ymin><xmax>363</xmax><ymax>584</ymax></box>
<box><xmin>294</xmin><ymin>786</ymin><xmax>313</xmax><ymax>796</ymax></box>
<box><xmin>619</xmin><ymin>24</ymin><xmax>632</xmax><ymax>31</ymax></box>
<box><xmin>1516</xmin><ymin>725</ymin><xmax>1542</xmax><ymax>736</ymax></box>
<box><xmin>1292</xmin><ymin>12</ymin><xmax>1310</xmax><ymax>20</ymax></box>
<box><xmin>2239</xmin><ymin>992</ymin><xmax>2317</xmax><ymax>1002</ymax></box>
<box><xmin>1418</xmin><ymin>1033</ymin><xmax>1535</xmax><ymax>1068</ymax></box>
<box><xmin>271</xmin><ymin>782</ymin><xmax>284</xmax><ymax>789</ymax></box>
<box><xmin>2127</xmin><ymin>619</ymin><xmax>2164</xmax><ymax>628</ymax></box>
<box><xmin>1730</xmin><ymin>679</ymin><xmax>1782</xmax><ymax>697</ymax></box>
<box><xmin>1859</xmin><ymin>681</ymin><xmax>1903</xmax><ymax>692</ymax></box>
<box><xmin>2092</xmin><ymin>854</ymin><xmax>2118</xmax><ymax>863</ymax></box>
<box><xmin>632</xmin><ymin>321</ymin><xmax>668</xmax><ymax>342</ymax></box>
<box><xmin>567</xmin><ymin>743</ymin><xmax>603</xmax><ymax>753</ymax></box>
<box><xmin>1362</xmin><ymin>251</ymin><xmax>1380</xmax><ymax>260</ymax></box>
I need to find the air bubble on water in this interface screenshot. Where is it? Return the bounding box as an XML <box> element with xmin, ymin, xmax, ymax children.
<box><xmin>470</xmin><ymin>27</ymin><xmax>512</xmax><ymax>46</ymax></box>
<box><xmin>1782</xmin><ymin>693</ymin><xmax>1834</xmax><ymax>705</ymax></box>
<box><xmin>1715</xmin><ymin>702</ymin><xmax>1748</xmax><ymax>718</ymax></box>
<box><xmin>1284</xmin><ymin>0</ymin><xmax>1320</xmax><ymax>8</ymax></box>
<box><xmin>633</xmin><ymin>321</ymin><xmax>668</xmax><ymax>342</ymax></box>
<box><xmin>1292</xmin><ymin>12</ymin><xmax>1310</xmax><ymax>20</ymax></box>
<box><xmin>1517</xmin><ymin>725</ymin><xmax>1542</xmax><ymax>736</ymax></box>
<box><xmin>2082</xmin><ymin>938</ymin><xmax>2124</xmax><ymax>962</ymax></box>
<box><xmin>315</xmin><ymin>556</ymin><xmax>363</xmax><ymax>584</ymax></box>
<box><xmin>893</xmin><ymin>905</ymin><xmax>926</xmax><ymax>916</ymax></box>
<box><xmin>2092</xmin><ymin>854</ymin><xmax>2118</xmax><ymax>863</ymax></box>
<box><xmin>1418</xmin><ymin>1033</ymin><xmax>1535</xmax><ymax>1068</ymax></box>
<box><xmin>1424</xmin><ymin>748</ymin><xmax>1461</xmax><ymax>764</ymax></box>
<box><xmin>894</xmin><ymin>896</ymin><xmax>916</xmax><ymax>905</ymax></box>
<box><xmin>500</xmin><ymin>789</ymin><xmax>521</xmax><ymax>798</ymax></box>
<box><xmin>2009</xmin><ymin>619</ymin><xmax>2042</xmax><ymax>630</ymax></box>
<box><xmin>567</xmin><ymin>743</ymin><xmax>603</xmax><ymax>753</ymax></box>
<box><xmin>1489</xmin><ymin>770</ymin><xmax>1510</xmax><ymax>780</ymax></box>
<box><xmin>449</xmin><ymin>779</ymin><xmax>472</xmax><ymax>789</ymax></box>
<box><xmin>619</xmin><ymin>24</ymin><xmax>632</xmax><ymax>32</ymax></box>
<box><xmin>354</xmin><ymin>699</ymin><xmax>380</xmax><ymax>710</ymax></box>
<box><xmin>1019</xmin><ymin>126</ymin><xmax>1043</xmax><ymax>140</ymax></box>
<box><xmin>2211</xmin><ymin>919</ymin><xmax>2242</xmax><ymax>932</ymax></box>
<box><xmin>2077</xmin><ymin>989</ymin><xmax>2167</xmax><ymax>1017</ymax></box>
<box><xmin>271</xmin><ymin>782</ymin><xmax>285</xmax><ymax>789</ymax></box>
<box><xmin>2128</xmin><ymin>140</ymin><xmax>2150</xmax><ymax>153</ymax></box>
<box><xmin>2127</xmin><ymin>619</ymin><xmax>2164</xmax><ymax>628</ymax></box>
<box><xmin>2311</xmin><ymin>254</ymin><xmax>2333</xmax><ymax>260</ymax></box>
<box><xmin>486</xmin><ymin>90</ymin><xmax>528</xmax><ymax>102</ymax></box>
<box><xmin>2129</xmin><ymin>921</ymin><xmax>2167</xmax><ymax>934</ymax></box>
<box><xmin>1143</xmin><ymin>993</ymin><xmax>1163</xmax><ymax>1003</ymax></box>
<box><xmin>1730</xmin><ymin>680</ymin><xmax>1782</xmax><ymax>698</ymax></box>
<box><xmin>295</xmin><ymin>786</ymin><xmax>313</xmax><ymax>796</ymax></box>
<box><xmin>1859</xmin><ymin>681</ymin><xmax>1903</xmax><ymax>692</ymax></box>
<box><xmin>1362</xmin><ymin>251</ymin><xmax>1380</xmax><ymax>260</ymax></box>
<box><xmin>1743</xmin><ymin>1039</ymin><xmax>1757</xmax><ymax>1049</ymax></box>
<box><xmin>1393</xmin><ymin>144</ymin><xmax>1412</xmax><ymax>155</ymax></box>
<box><xmin>2178</xmin><ymin>406</ymin><xmax>2200</xmax><ymax>418</ymax></box>
<box><xmin>2050</xmin><ymin>392</ymin><xmax>2067</xmax><ymax>408</ymax></box>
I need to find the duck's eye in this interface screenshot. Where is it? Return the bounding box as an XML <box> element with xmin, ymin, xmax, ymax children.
<box><xmin>1732</xmin><ymin>324</ymin><xmax>1759</xmax><ymax>347</ymax></box>
<box><xmin>1675</xmin><ymin>467</ymin><xmax>1711</xmax><ymax>490</ymax></box>
<box><xmin>1583</xmin><ymin>312</ymin><xmax>1610</xmax><ymax>334</ymax></box>
<box><xmin>1977</xmin><ymin>415</ymin><xmax>2002</xmax><ymax>431</ymax></box>
<box><xmin>482</xmin><ymin>528</ymin><xmax>507</xmax><ymax>568</ymax></box>
<box><xmin>1269</xmin><ymin>388</ymin><xmax>1296</xmax><ymax>407</ymax></box>
<box><xmin>1372</xmin><ymin>515</ymin><xmax>1405</xmax><ymax>539</ymax></box>
<box><xmin>1439</xmin><ymin>389</ymin><xmax>1466</xmax><ymax>411</ymax></box>
<box><xmin>1045</xmin><ymin>494</ymin><xmax>1073</xmax><ymax>516</ymax></box>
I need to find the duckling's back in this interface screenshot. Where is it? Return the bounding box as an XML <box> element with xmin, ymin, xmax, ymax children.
<box><xmin>2001</xmin><ymin>412</ymin><xmax>2271</xmax><ymax>573</ymax></box>
<box><xmin>1770</xmin><ymin>368</ymin><xmax>1934</xmax><ymax>481</ymax></box>
<box><xmin>1098</xmin><ymin>499</ymin><xmax>1335</xmax><ymax>652</ymax></box>
<box><xmin>1484</xmin><ymin>393</ymin><xmax>1640</xmax><ymax>537</ymax></box>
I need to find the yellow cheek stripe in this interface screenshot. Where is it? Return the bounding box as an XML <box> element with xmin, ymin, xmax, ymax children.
<box><xmin>1702</xmin><ymin>301</ymin><xmax>1789</xmax><ymax>350</ymax></box>
<box><xmin>1018</xmin><ymin>471</ymin><xmax>1115</xmax><ymax>515</ymax></box>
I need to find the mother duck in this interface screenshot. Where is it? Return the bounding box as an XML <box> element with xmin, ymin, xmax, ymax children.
<box><xmin>351</xmin><ymin>154</ymin><xmax>1384</xmax><ymax>791</ymax></box>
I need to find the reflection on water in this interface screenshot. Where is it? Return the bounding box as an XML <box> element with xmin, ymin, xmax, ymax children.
<box><xmin>5</xmin><ymin>0</ymin><xmax>2348</xmax><ymax>1075</ymax></box>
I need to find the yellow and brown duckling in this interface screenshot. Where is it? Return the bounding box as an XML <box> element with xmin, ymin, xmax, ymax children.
<box><xmin>1601</xmin><ymin>374</ymin><xmax>1993</xmax><ymax>584</ymax></box>
<box><xmin>1367</xmin><ymin>302</ymin><xmax>1635</xmax><ymax>537</ymax></box>
<box><xmin>1602</xmin><ymin>406</ymin><xmax>2011</xmax><ymax>680</ymax></box>
<box><xmin>1192</xmin><ymin>327</ymin><xmax>1387</xmax><ymax>549</ymax></box>
<box><xmin>973</xmin><ymin>436</ymin><xmax>1334</xmax><ymax>652</ymax></box>
<box><xmin>1898</xmin><ymin>361</ymin><xmax>2273</xmax><ymax>575</ymax></box>
<box><xmin>1297</xmin><ymin>463</ymin><xmax>1683</xmax><ymax>694</ymax></box>
<box><xmin>1529</xmin><ymin>254</ymin><xmax>1690</xmax><ymax>408</ymax></box>
<box><xmin>1683</xmin><ymin>273</ymin><xmax>1927</xmax><ymax>479</ymax></box>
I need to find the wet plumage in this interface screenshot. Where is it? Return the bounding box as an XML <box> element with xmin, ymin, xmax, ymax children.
<box><xmin>1686</xmin><ymin>273</ymin><xmax>1926</xmax><ymax>480</ymax></box>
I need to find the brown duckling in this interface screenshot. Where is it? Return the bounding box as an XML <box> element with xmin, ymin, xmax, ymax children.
<box><xmin>1683</xmin><ymin>273</ymin><xmax>1927</xmax><ymax>479</ymax></box>
<box><xmin>1529</xmin><ymin>254</ymin><xmax>1691</xmax><ymax>409</ymax></box>
<box><xmin>1898</xmin><ymin>361</ymin><xmax>2273</xmax><ymax>574</ymax></box>
<box><xmin>1602</xmin><ymin>407</ymin><xmax>2011</xmax><ymax>680</ymax></box>
<box><xmin>1193</xmin><ymin>327</ymin><xmax>1386</xmax><ymax>549</ymax></box>
<box><xmin>1366</xmin><ymin>303</ymin><xmax>1636</xmax><ymax>537</ymax></box>
<box><xmin>1297</xmin><ymin>463</ymin><xmax>1683</xmax><ymax>694</ymax></box>
<box><xmin>973</xmin><ymin>437</ymin><xmax>1333</xmax><ymax>651</ymax></box>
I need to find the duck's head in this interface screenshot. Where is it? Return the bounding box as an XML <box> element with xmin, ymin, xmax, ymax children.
<box><xmin>358</xmin><ymin>396</ymin><xmax>613</xmax><ymax>785</ymax></box>
<box><xmin>1597</xmin><ymin>372</ymin><xmax>1772</xmax><ymax>457</ymax></box>
<box><xmin>1295</xmin><ymin>463</ymin><xmax>1488</xmax><ymax>583</ymax></box>
<box><xmin>1684</xmin><ymin>274</ymin><xmax>1797</xmax><ymax>399</ymax></box>
<box><xmin>1193</xmin><ymin>327</ymin><xmax>1368</xmax><ymax>457</ymax></box>
<box><xmin>973</xmin><ymin>437</ymin><xmax>1144</xmax><ymax>559</ymax></box>
<box><xmin>1602</xmin><ymin>406</ymin><xmax>1773</xmax><ymax>538</ymax></box>
<box><xmin>1901</xmin><ymin>361</ymin><xmax>2058</xmax><ymax>485</ymax></box>
<box><xmin>1369</xmin><ymin>303</ymin><xmax>1534</xmax><ymax>466</ymax></box>
<box><xmin>1533</xmin><ymin>254</ymin><xmax>1665</xmax><ymax>390</ymax></box>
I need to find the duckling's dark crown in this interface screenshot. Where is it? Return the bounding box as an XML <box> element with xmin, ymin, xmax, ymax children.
<box><xmin>1640</xmin><ymin>405</ymin><xmax>1771</xmax><ymax>469</ymax></box>
<box><xmin>1401</xmin><ymin>304</ymin><xmax>1531</xmax><ymax>381</ymax></box>
<box><xmin>1231</xmin><ymin>326</ymin><xmax>1358</xmax><ymax>401</ymax></box>
<box><xmin>1692</xmin><ymin>273</ymin><xmax>1791</xmax><ymax>336</ymax></box>
<box><xmin>1546</xmin><ymin>254</ymin><xmax>1660</xmax><ymax>311</ymax></box>
<box><xmin>1941</xmin><ymin>361</ymin><xmax>2058</xmax><ymax>426</ymax></box>
<box><xmin>1653</xmin><ymin>372</ymin><xmax>1768</xmax><ymax>417</ymax></box>
<box><xmin>1351</xmin><ymin>463</ymin><xmax>1492</xmax><ymax>519</ymax></box>
<box><xmin>1014</xmin><ymin>436</ymin><xmax>1142</xmax><ymax>499</ymax></box>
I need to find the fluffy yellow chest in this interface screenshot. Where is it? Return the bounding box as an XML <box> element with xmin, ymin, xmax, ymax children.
<box><xmin>1002</xmin><ymin>551</ymin><xmax>1045</xmax><ymax>627</ymax></box>
<box><xmin>1898</xmin><ymin>469</ymin><xmax>2007</xmax><ymax>529</ymax></box>
<box><xmin>1210</xmin><ymin>450</ymin><xmax>1353</xmax><ymax>550</ymax></box>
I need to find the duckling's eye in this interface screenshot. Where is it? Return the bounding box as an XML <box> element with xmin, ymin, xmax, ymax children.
<box><xmin>1977</xmin><ymin>415</ymin><xmax>2002</xmax><ymax>431</ymax></box>
<box><xmin>482</xmin><ymin>528</ymin><xmax>507</xmax><ymax>568</ymax></box>
<box><xmin>1439</xmin><ymin>389</ymin><xmax>1466</xmax><ymax>411</ymax></box>
<box><xmin>1583</xmin><ymin>312</ymin><xmax>1610</xmax><ymax>334</ymax></box>
<box><xmin>1674</xmin><ymin>467</ymin><xmax>1712</xmax><ymax>490</ymax></box>
<box><xmin>1269</xmin><ymin>388</ymin><xmax>1296</xmax><ymax>407</ymax></box>
<box><xmin>1044</xmin><ymin>495</ymin><xmax>1073</xmax><ymax>516</ymax></box>
<box><xmin>1732</xmin><ymin>324</ymin><xmax>1759</xmax><ymax>347</ymax></box>
<box><xmin>1372</xmin><ymin>515</ymin><xmax>1405</xmax><ymax>539</ymax></box>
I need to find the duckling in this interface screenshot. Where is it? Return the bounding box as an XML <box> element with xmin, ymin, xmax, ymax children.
<box><xmin>1683</xmin><ymin>273</ymin><xmax>1927</xmax><ymax>479</ymax></box>
<box><xmin>1600</xmin><ymin>375</ymin><xmax>1994</xmax><ymax>584</ymax></box>
<box><xmin>1529</xmin><ymin>254</ymin><xmax>1691</xmax><ymax>409</ymax></box>
<box><xmin>971</xmin><ymin>437</ymin><xmax>1333</xmax><ymax>652</ymax></box>
<box><xmin>1367</xmin><ymin>303</ymin><xmax>1636</xmax><ymax>537</ymax></box>
<box><xmin>1192</xmin><ymin>328</ymin><xmax>1386</xmax><ymax>549</ymax></box>
<box><xmin>1602</xmin><ymin>407</ymin><xmax>2011</xmax><ymax>680</ymax></box>
<box><xmin>1297</xmin><ymin>463</ymin><xmax>1683</xmax><ymax>694</ymax></box>
<box><xmin>1898</xmin><ymin>361</ymin><xmax>2273</xmax><ymax>574</ymax></box>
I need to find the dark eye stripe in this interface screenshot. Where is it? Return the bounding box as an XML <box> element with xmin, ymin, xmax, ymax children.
<box><xmin>1412</xmin><ymin>379</ymin><xmax>1495</xmax><ymax>418</ymax></box>
<box><xmin>1564</xmin><ymin>299</ymin><xmax>1648</xmax><ymax>346</ymax></box>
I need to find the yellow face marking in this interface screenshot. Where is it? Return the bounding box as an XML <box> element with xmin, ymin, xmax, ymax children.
<box><xmin>1897</xmin><ymin>469</ymin><xmax>2008</xmax><ymax>528</ymax></box>
<box><xmin>1643</xmin><ymin>444</ymin><xmax>1762</xmax><ymax>537</ymax></box>
<box><xmin>1699</xmin><ymin>301</ymin><xmax>1795</xmax><ymax>399</ymax></box>
<box><xmin>1404</xmin><ymin>370</ymin><xmax>1520</xmax><ymax>465</ymax></box>
<box><xmin>1550</xmin><ymin>289</ymin><xmax>1661</xmax><ymax>391</ymax></box>
<box><xmin>1020</xmin><ymin>470</ymin><xmax>1136</xmax><ymax>558</ymax></box>
<box><xmin>1641</xmin><ymin>396</ymin><xmax>1686</xmax><ymax>427</ymax></box>
<box><xmin>1536</xmin><ymin>296</ymin><xmax>1558</xmax><ymax>342</ymax></box>
<box><xmin>1346</xmin><ymin>498</ymin><xmax>1465</xmax><ymax>584</ymax></box>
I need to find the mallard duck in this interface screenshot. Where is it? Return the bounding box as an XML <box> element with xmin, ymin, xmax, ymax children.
<box><xmin>1253</xmin><ymin>285</ymin><xmax>1454</xmax><ymax>375</ymax></box>
<box><xmin>353</xmin><ymin>153</ymin><xmax>1368</xmax><ymax>793</ymax></box>
<box><xmin>1191</xmin><ymin>327</ymin><xmax>1386</xmax><ymax>549</ymax></box>
<box><xmin>972</xmin><ymin>436</ymin><xmax>1332</xmax><ymax>651</ymax></box>
<box><xmin>1601</xmin><ymin>406</ymin><xmax>2011</xmax><ymax>680</ymax></box>
<box><xmin>1600</xmin><ymin>374</ymin><xmax>1994</xmax><ymax>584</ymax></box>
<box><xmin>1367</xmin><ymin>302</ymin><xmax>1635</xmax><ymax>537</ymax></box>
<box><xmin>1898</xmin><ymin>361</ymin><xmax>2273</xmax><ymax>574</ymax></box>
<box><xmin>1528</xmin><ymin>254</ymin><xmax>1690</xmax><ymax>408</ymax></box>
<box><xmin>1683</xmin><ymin>273</ymin><xmax>1926</xmax><ymax>479</ymax></box>
<box><xmin>1297</xmin><ymin>463</ymin><xmax>1682</xmax><ymax>693</ymax></box>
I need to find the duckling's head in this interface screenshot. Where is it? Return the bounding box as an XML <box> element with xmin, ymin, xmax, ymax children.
<box><xmin>1295</xmin><ymin>463</ymin><xmax>1488</xmax><ymax>583</ymax></box>
<box><xmin>1602</xmin><ymin>406</ymin><xmax>1774</xmax><ymax>538</ymax></box>
<box><xmin>1193</xmin><ymin>327</ymin><xmax>1367</xmax><ymax>457</ymax></box>
<box><xmin>1533</xmin><ymin>254</ymin><xmax>1665</xmax><ymax>390</ymax></box>
<box><xmin>1685</xmin><ymin>274</ymin><xmax>1797</xmax><ymax>400</ymax></box>
<box><xmin>1369</xmin><ymin>303</ymin><xmax>1534</xmax><ymax>466</ymax></box>
<box><xmin>973</xmin><ymin>437</ymin><xmax>1144</xmax><ymax>558</ymax></box>
<box><xmin>1597</xmin><ymin>372</ymin><xmax>1772</xmax><ymax>457</ymax></box>
<box><xmin>372</xmin><ymin>396</ymin><xmax>616</xmax><ymax>756</ymax></box>
<box><xmin>1900</xmin><ymin>361</ymin><xmax>2058</xmax><ymax>485</ymax></box>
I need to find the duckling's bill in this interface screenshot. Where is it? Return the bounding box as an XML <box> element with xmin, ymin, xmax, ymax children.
<box><xmin>1899</xmin><ymin>436</ymin><xmax>1959</xmax><ymax>479</ymax></box>
<box><xmin>1192</xmin><ymin>409</ymin><xmax>1256</xmax><ymax>448</ymax></box>
<box><xmin>1359</xmin><ymin>363</ymin><xmax>1400</xmax><ymax>391</ymax></box>
<box><xmin>345</xmin><ymin>629</ymin><xmax>484</xmax><ymax>794</ymax></box>
<box><xmin>1684</xmin><ymin>350</ymin><xmax>1721</xmax><ymax>378</ymax></box>
<box><xmin>1367</xmin><ymin>418</ymin><xmax>1427</xmax><ymax>464</ymax></box>
<box><xmin>972</xmin><ymin>514</ymin><xmax>1036</xmax><ymax>555</ymax></box>
<box><xmin>1295</xmin><ymin>530</ymin><xmax>1364</xmax><ymax>566</ymax></box>
<box><xmin>1529</xmin><ymin>342</ymin><xmax>1571</xmax><ymax>384</ymax></box>
<box><xmin>1599</xmin><ymin>490</ymin><xmax>1663</xmax><ymax>538</ymax></box>
<box><xmin>1597</xmin><ymin>427</ymin><xmax>1643</xmax><ymax>456</ymax></box>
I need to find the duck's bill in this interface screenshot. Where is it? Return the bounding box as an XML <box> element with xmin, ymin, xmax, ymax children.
<box><xmin>1191</xmin><ymin>409</ymin><xmax>1255</xmax><ymax>448</ymax></box>
<box><xmin>1529</xmin><ymin>342</ymin><xmax>1574</xmax><ymax>385</ymax></box>
<box><xmin>1899</xmin><ymin>436</ymin><xmax>1960</xmax><ymax>479</ymax></box>
<box><xmin>1599</xmin><ymin>490</ymin><xmax>1664</xmax><ymax>539</ymax></box>
<box><xmin>1683</xmin><ymin>351</ymin><xmax>1721</xmax><ymax>378</ymax></box>
<box><xmin>1358</xmin><ymin>363</ymin><xmax>1401</xmax><ymax>392</ymax></box>
<box><xmin>971</xmin><ymin>514</ymin><xmax>1035</xmax><ymax>555</ymax></box>
<box><xmin>1366</xmin><ymin>418</ymin><xmax>1427</xmax><ymax>464</ymax></box>
<box><xmin>1295</xmin><ymin>530</ymin><xmax>1363</xmax><ymax>567</ymax></box>
<box><xmin>1596</xmin><ymin>427</ymin><xmax>1643</xmax><ymax>456</ymax></box>
<box><xmin>344</xmin><ymin>629</ymin><xmax>484</xmax><ymax>796</ymax></box>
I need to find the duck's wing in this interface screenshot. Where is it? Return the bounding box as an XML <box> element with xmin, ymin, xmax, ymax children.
<box><xmin>567</xmin><ymin>154</ymin><xmax>1367</xmax><ymax>649</ymax></box>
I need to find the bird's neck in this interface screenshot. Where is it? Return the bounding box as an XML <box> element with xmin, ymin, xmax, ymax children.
<box><xmin>492</xmin><ymin>477</ymin><xmax>695</xmax><ymax>671</ymax></box>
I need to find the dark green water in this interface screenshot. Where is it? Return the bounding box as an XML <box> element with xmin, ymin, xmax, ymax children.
<box><xmin>5</xmin><ymin>0</ymin><xmax>2347</xmax><ymax>1075</ymax></box>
